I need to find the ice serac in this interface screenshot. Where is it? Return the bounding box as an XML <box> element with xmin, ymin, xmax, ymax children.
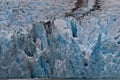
<box><xmin>43</xmin><ymin>18</ymin><xmax>85</xmax><ymax>78</ymax></box>
<box><xmin>0</xmin><ymin>16</ymin><xmax>86</xmax><ymax>78</ymax></box>
<box><xmin>81</xmin><ymin>11</ymin><xmax>120</xmax><ymax>78</ymax></box>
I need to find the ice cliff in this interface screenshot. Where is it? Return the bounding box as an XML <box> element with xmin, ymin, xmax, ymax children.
<box><xmin>0</xmin><ymin>0</ymin><xmax>120</xmax><ymax>79</ymax></box>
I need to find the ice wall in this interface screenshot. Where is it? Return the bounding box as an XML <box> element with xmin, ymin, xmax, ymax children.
<box><xmin>0</xmin><ymin>0</ymin><xmax>120</xmax><ymax>78</ymax></box>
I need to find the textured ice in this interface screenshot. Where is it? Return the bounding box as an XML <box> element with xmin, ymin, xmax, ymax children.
<box><xmin>0</xmin><ymin>0</ymin><xmax>120</xmax><ymax>79</ymax></box>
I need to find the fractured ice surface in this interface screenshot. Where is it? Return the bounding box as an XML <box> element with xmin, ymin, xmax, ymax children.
<box><xmin>0</xmin><ymin>0</ymin><xmax>120</xmax><ymax>79</ymax></box>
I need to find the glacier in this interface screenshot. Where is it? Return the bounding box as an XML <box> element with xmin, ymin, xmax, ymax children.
<box><xmin>0</xmin><ymin>0</ymin><xmax>120</xmax><ymax>79</ymax></box>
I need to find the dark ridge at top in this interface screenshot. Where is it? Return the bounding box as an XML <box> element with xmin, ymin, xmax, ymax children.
<box><xmin>91</xmin><ymin>0</ymin><xmax>101</xmax><ymax>11</ymax></box>
<box><xmin>81</xmin><ymin>0</ymin><xmax>102</xmax><ymax>17</ymax></box>
<box><xmin>68</xmin><ymin>0</ymin><xmax>101</xmax><ymax>18</ymax></box>
<box><xmin>72</xmin><ymin>0</ymin><xmax>87</xmax><ymax>12</ymax></box>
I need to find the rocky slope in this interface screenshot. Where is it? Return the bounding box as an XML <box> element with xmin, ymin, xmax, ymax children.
<box><xmin>0</xmin><ymin>0</ymin><xmax>120</xmax><ymax>78</ymax></box>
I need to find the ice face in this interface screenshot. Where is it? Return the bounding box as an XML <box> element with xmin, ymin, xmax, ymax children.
<box><xmin>0</xmin><ymin>0</ymin><xmax>120</xmax><ymax>79</ymax></box>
